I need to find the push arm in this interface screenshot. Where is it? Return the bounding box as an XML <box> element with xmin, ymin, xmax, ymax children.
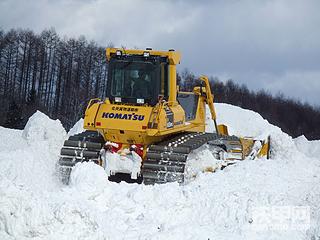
<box><xmin>199</xmin><ymin>75</ymin><xmax>219</xmax><ymax>134</ymax></box>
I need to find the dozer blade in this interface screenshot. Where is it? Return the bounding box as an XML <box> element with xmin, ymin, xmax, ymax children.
<box><xmin>258</xmin><ymin>135</ymin><xmax>271</xmax><ymax>159</ymax></box>
<box><xmin>248</xmin><ymin>135</ymin><xmax>271</xmax><ymax>159</ymax></box>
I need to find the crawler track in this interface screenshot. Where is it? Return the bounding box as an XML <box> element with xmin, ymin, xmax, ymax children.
<box><xmin>58</xmin><ymin>131</ymin><xmax>244</xmax><ymax>185</ymax></box>
<box><xmin>142</xmin><ymin>132</ymin><xmax>222</xmax><ymax>184</ymax></box>
<box><xmin>57</xmin><ymin>131</ymin><xmax>104</xmax><ymax>184</ymax></box>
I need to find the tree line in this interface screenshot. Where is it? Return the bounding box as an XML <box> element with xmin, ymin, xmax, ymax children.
<box><xmin>0</xmin><ymin>28</ymin><xmax>108</xmax><ymax>129</ymax></box>
<box><xmin>0</xmin><ymin>28</ymin><xmax>319</xmax><ymax>140</ymax></box>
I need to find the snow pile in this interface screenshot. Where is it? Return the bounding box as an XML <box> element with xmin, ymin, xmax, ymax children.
<box><xmin>22</xmin><ymin>110</ymin><xmax>66</xmax><ymax>146</ymax></box>
<box><xmin>68</xmin><ymin>118</ymin><xmax>84</xmax><ymax>136</ymax></box>
<box><xmin>0</xmin><ymin>111</ymin><xmax>66</xmax><ymax>192</ymax></box>
<box><xmin>294</xmin><ymin>135</ymin><xmax>320</xmax><ymax>158</ymax></box>
<box><xmin>0</xmin><ymin>127</ymin><xmax>26</xmax><ymax>152</ymax></box>
<box><xmin>185</xmin><ymin>144</ymin><xmax>223</xmax><ymax>180</ymax></box>
<box><xmin>215</xmin><ymin>103</ymin><xmax>275</xmax><ymax>138</ymax></box>
<box><xmin>0</xmin><ymin>104</ymin><xmax>319</xmax><ymax>240</ymax></box>
<box><xmin>70</xmin><ymin>162</ymin><xmax>110</xmax><ymax>195</ymax></box>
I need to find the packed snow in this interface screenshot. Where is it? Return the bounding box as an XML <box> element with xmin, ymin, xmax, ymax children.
<box><xmin>0</xmin><ymin>104</ymin><xmax>319</xmax><ymax>240</ymax></box>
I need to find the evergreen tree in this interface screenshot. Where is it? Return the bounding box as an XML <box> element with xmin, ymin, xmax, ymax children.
<box><xmin>4</xmin><ymin>100</ymin><xmax>23</xmax><ymax>129</ymax></box>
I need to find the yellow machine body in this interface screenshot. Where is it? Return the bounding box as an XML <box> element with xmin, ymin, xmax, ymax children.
<box><xmin>84</xmin><ymin>90</ymin><xmax>207</xmax><ymax>152</ymax></box>
<box><xmin>83</xmin><ymin>48</ymin><xmax>270</xmax><ymax>160</ymax></box>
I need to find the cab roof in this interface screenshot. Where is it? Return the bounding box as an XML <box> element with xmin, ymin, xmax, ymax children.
<box><xmin>106</xmin><ymin>48</ymin><xmax>181</xmax><ymax>65</ymax></box>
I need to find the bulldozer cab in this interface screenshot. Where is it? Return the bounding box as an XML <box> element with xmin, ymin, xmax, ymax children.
<box><xmin>106</xmin><ymin>54</ymin><xmax>169</xmax><ymax>106</ymax></box>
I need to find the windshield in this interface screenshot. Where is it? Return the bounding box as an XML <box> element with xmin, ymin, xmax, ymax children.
<box><xmin>110</xmin><ymin>60</ymin><xmax>157</xmax><ymax>98</ymax></box>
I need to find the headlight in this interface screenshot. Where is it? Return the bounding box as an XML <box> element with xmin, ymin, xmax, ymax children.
<box><xmin>116</xmin><ymin>50</ymin><xmax>122</xmax><ymax>56</ymax></box>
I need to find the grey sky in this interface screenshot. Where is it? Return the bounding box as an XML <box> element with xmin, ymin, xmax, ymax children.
<box><xmin>1</xmin><ymin>0</ymin><xmax>319</xmax><ymax>106</ymax></box>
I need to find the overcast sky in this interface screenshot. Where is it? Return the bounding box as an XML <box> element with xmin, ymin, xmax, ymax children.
<box><xmin>1</xmin><ymin>0</ymin><xmax>319</xmax><ymax>106</ymax></box>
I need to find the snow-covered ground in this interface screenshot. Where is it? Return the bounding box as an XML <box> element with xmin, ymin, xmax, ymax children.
<box><xmin>0</xmin><ymin>104</ymin><xmax>319</xmax><ymax>240</ymax></box>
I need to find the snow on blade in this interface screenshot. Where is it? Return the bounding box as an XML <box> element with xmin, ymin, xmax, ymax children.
<box><xmin>0</xmin><ymin>104</ymin><xmax>319</xmax><ymax>240</ymax></box>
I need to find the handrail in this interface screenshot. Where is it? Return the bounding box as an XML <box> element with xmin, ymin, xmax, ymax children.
<box><xmin>86</xmin><ymin>98</ymin><xmax>101</xmax><ymax>111</ymax></box>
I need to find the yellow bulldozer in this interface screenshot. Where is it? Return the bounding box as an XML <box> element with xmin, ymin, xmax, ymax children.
<box><xmin>58</xmin><ymin>48</ymin><xmax>270</xmax><ymax>184</ymax></box>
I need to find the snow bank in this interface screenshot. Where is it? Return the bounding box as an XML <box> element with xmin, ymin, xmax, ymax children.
<box><xmin>22</xmin><ymin>110</ymin><xmax>66</xmax><ymax>146</ymax></box>
<box><xmin>215</xmin><ymin>103</ymin><xmax>277</xmax><ymax>138</ymax></box>
<box><xmin>294</xmin><ymin>135</ymin><xmax>320</xmax><ymax>158</ymax></box>
<box><xmin>0</xmin><ymin>126</ymin><xmax>26</xmax><ymax>152</ymax></box>
<box><xmin>68</xmin><ymin>118</ymin><xmax>84</xmax><ymax>136</ymax></box>
<box><xmin>208</xmin><ymin>104</ymin><xmax>299</xmax><ymax>161</ymax></box>
<box><xmin>0</xmin><ymin>111</ymin><xmax>66</xmax><ymax>192</ymax></box>
<box><xmin>0</xmin><ymin>104</ymin><xmax>319</xmax><ymax>240</ymax></box>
